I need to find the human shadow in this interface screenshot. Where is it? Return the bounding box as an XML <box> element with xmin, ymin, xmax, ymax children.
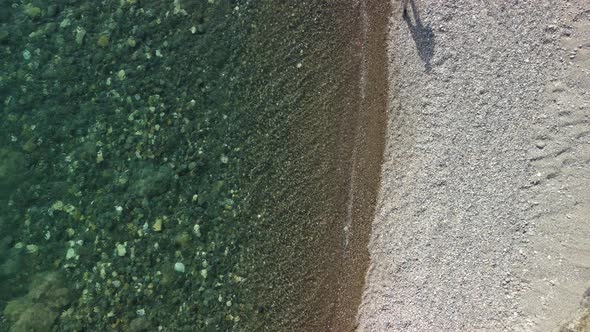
<box><xmin>403</xmin><ymin>0</ymin><xmax>435</xmax><ymax>72</ymax></box>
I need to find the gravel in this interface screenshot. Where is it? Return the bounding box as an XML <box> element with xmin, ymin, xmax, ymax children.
<box><xmin>357</xmin><ymin>0</ymin><xmax>590</xmax><ymax>331</ymax></box>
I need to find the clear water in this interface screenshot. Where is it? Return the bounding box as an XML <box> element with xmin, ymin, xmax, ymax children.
<box><xmin>0</xmin><ymin>1</ymin><xmax>356</xmax><ymax>331</ymax></box>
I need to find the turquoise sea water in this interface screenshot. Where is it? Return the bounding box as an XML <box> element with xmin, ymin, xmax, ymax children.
<box><xmin>0</xmin><ymin>1</ymin><xmax>357</xmax><ymax>331</ymax></box>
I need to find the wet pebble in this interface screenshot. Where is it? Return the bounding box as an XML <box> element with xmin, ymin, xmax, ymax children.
<box><xmin>174</xmin><ymin>262</ymin><xmax>185</xmax><ymax>273</ymax></box>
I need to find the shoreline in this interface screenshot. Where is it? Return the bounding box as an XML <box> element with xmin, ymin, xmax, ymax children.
<box><xmin>327</xmin><ymin>0</ymin><xmax>390</xmax><ymax>331</ymax></box>
<box><xmin>227</xmin><ymin>1</ymin><xmax>389</xmax><ymax>330</ymax></box>
<box><xmin>236</xmin><ymin>1</ymin><xmax>391</xmax><ymax>330</ymax></box>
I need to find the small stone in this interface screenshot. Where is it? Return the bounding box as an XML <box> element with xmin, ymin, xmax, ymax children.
<box><xmin>97</xmin><ymin>34</ymin><xmax>110</xmax><ymax>48</ymax></box>
<box><xmin>117</xmin><ymin>69</ymin><xmax>126</xmax><ymax>80</ymax></box>
<box><xmin>22</xmin><ymin>50</ymin><xmax>31</xmax><ymax>60</ymax></box>
<box><xmin>174</xmin><ymin>262</ymin><xmax>185</xmax><ymax>273</ymax></box>
<box><xmin>193</xmin><ymin>224</ymin><xmax>201</xmax><ymax>237</ymax></box>
<box><xmin>23</xmin><ymin>5</ymin><xmax>42</xmax><ymax>19</ymax></box>
<box><xmin>200</xmin><ymin>269</ymin><xmax>207</xmax><ymax>279</ymax></box>
<box><xmin>75</xmin><ymin>27</ymin><xmax>86</xmax><ymax>45</ymax></box>
<box><xmin>552</xmin><ymin>81</ymin><xmax>567</xmax><ymax>93</ymax></box>
<box><xmin>126</xmin><ymin>37</ymin><xmax>136</xmax><ymax>47</ymax></box>
<box><xmin>96</xmin><ymin>150</ymin><xmax>104</xmax><ymax>163</ymax></box>
<box><xmin>535</xmin><ymin>141</ymin><xmax>546</xmax><ymax>149</ymax></box>
<box><xmin>59</xmin><ymin>18</ymin><xmax>71</xmax><ymax>28</ymax></box>
<box><xmin>152</xmin><ymin>218</ymin><xmax>163</xmax><ymax>232</ymax></box>
<box><xmin>22</xmin><ymin>138</ymin><xmax>37</xmax><ymax>153</ymax></box>
<box><xmin>112</xmin><ymin>280</ymin><xmax>121</xmax><ymax>288</ymax></box>
<box><xmin>116</xmin><ymin>243</ymin><xmax>127</xmax><ymax>257</ymax></box>
<box><xmin>65</xmin><ymin>248</ymin><xmax>76</xmax><ymax>260</ymax></box>
<box><xmin>52</xmin><ymin>200</ymin><xmax>64</xmax><ymax>211</ymax></box>
<box><xmin>26</xmin><ymin>244</ymin><xmax>39</xmax><ymax>254</ymax></box>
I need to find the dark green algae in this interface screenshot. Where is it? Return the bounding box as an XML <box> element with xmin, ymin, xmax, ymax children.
<box><xmin>0</xmin><ymin>0</ymin><xmax>358</xmax><ymax>331</ymax></box>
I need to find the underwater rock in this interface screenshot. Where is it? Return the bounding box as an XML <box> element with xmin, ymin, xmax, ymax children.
<box><xmin>21</xmin><ymin>138</ymin><xmax>37</xmax><ymax>153</ymax></box>
<box><xmin>0</xmin><ymin>236</ymin><xmax>13</xmax><ymax>259</ymax></box>
<box><xmin>46</xmin><ymin>5</ymin><xmax>58</xmax><ymax>17</ymax></box>
<box><xmin>97</xmin><ymin>34</ymin><xmax>109</xmax><ymax>47</ymax></box>
<box><xmin>0</xmin><ymin>149</ymin><xmax>26</xmax><ymax>197</ymax></box>
<box><xmin>0</xmin><ymin>30</ymin><xmax>9</xmax><ymax>43</ymax></box>
<box><xmin>174</xmin><ymin>262</ymin><xmax>185</xmax><ymax>273</ymax></box>
<box><xmin>3</xmin><ymin>272</ymin><xmax>72</xmax><ymax>332</ymax></box>
<box><xmin>128</xmin><ymin>317</ymin><xmax>153</xmax><ymax>332</ymax></box>
<box><xmin>23</xmin><ymin>5</ymin><xmax>42</xmax><ymax>20</ymax></box>
<box><xmin>26</xmin><ymin>272</ymin><xmax>71</xmax><ymax>310</ymax></box>
<box><xmin>3</xmin><ymin>297</ymin><xmax>28</xmax><ymax>323</ymax></box>
<box><xmin>0</xmin><ymin>258</ymin><xmax>20</xmax><ymax>278</ymax></box>
<box><xmin>74</xmin><ymin>27</ymin><xmax>86</xmax><ymax>46</ymax></box>
<box><xmin>8</xmin><ymin>303</ymin><xmax>57</xmax><ymax>332</ymax></box>
<box><xmin>130</xmin><ymin>164</ymin><xmax>175</xmax><ymax>197</ymax></box>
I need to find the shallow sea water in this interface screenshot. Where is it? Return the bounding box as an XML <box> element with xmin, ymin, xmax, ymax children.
<box><xmin>0</xmin><ymin>1</ymin><xmax>359</xmax><ymax>331</ymax></box>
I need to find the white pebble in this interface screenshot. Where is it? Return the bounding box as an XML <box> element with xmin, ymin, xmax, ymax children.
<box><xmin>117</xmin><ymin>69</ymin><xmax>126</xmax><ymax>81</ymax></box>
<box><xmin>26</xmin><ymin>244</ymin><xmax>39</xmax><ymax>254</ymax></box>
<box><xmin>66</xmin><ymin>248</ymin><xmax>76</xmax><ymax>259</ymax></box>
<box><xmin>116</xmin><ymin>243</ymin><xmax>127</xmax><ymax>257</ymax></box>
<box><xmin>174</xmin><ymin>262</ymin><xmax>185</xmax><ymax>273</ymax></box>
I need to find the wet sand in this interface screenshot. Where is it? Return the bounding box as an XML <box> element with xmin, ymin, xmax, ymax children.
<box><xmin>326</xmin><ymin>0</ymin><xmax>390</xmax><ymax>331</ymax></box>
<box><xmin>228</xmin><ymin>1</ymin><xmax>388</xmax><ymax>330</ymax></box>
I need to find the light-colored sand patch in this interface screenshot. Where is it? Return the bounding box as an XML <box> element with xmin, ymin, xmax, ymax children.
<box><xmin>519</xmin><ymin>2</ymin><xmax>590</xmax><ymax>330</ymax></box>
<box><xmin>357</xmin><ymin>0</ymin><xmax>590</xmax><ymax>331</ymax></box>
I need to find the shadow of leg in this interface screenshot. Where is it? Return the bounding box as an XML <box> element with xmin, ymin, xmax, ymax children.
<box><xmin>403</xmin><ymin>0</ymin><xmax>436</xmax><ymax>72</ymax></box>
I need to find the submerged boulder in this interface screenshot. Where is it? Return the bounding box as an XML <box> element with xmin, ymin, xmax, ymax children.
<box><xmin>130</xmin><ymin>164</ymin><xmax>175</xmax><ymax>197</ymax></box>
<box><xmin>0</xmin><ymin>148</ymin><xmax>26</xmax><ymax>197</ymax></box>
<box><xmin>3</xmin><ymin>272</ymin><xmax>72</xmax><ymax>332</ymax></box>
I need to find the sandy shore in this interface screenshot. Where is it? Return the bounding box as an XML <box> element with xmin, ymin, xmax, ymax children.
<box><xmin>357</xmin><ymin>0</ymin><xmax>590</xmax><ymax>331</ymax></box>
